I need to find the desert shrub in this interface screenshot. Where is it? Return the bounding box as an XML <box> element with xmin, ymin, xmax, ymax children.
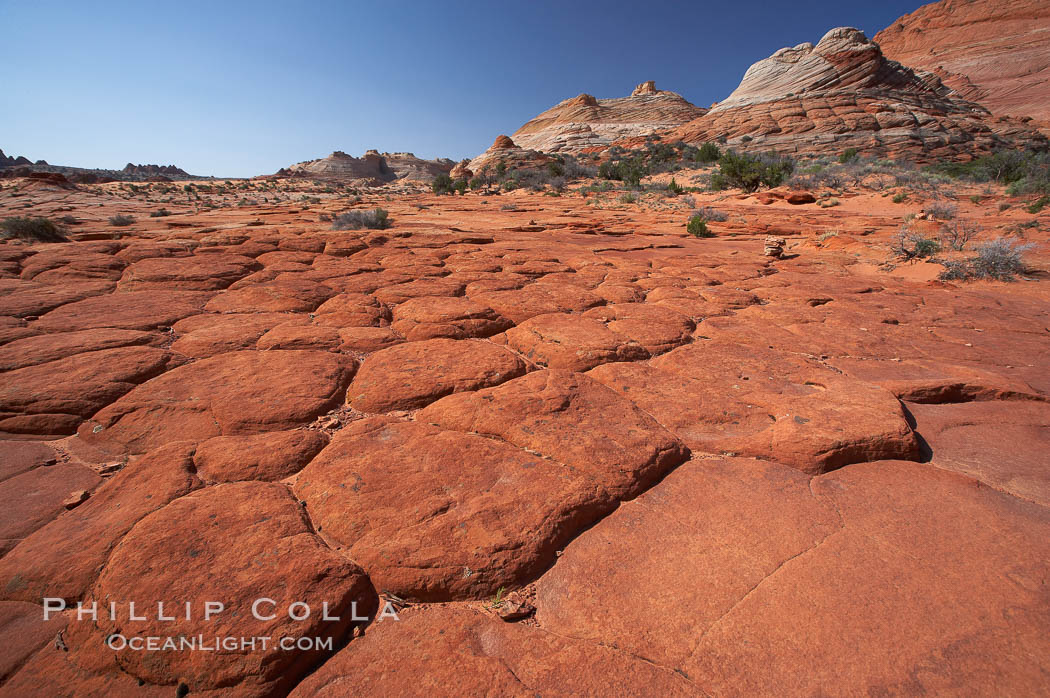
<box><xmin>696</xmin><ymin>142</ymin><xmax>721</xmax><ymax>163</ymax></box>
<box><xmin>500</xmin><ymin>204</ymin><xmax>518</xmax><ymax>211</ymax></box>
<box><xmin>1026</xmin><ymin>195</ymin><xmax>1050</xmax><ymax>214</ymax></box>
<box><xmin>695</xmin><ymin>206</ymin><xmax>727</xmax><ymax>222</ymax></box>
<box><xmin>939</xmin><ymin>220</ymin><xmax>978</xmax><ymax>251</ymax></box>
<box><xmin>452</xmin><ymin>178</ymin><xmax>469</xmax><ymax>195</ymax></box>
<box><xmin>431</xmin><ymin>173</ymin><xmax>455</xmax><ymax>195</ymax></box>
<box><xmin>934</xmin><ymin>149</ymin><xmax>1050</xmax><ymax>195</ymax></box>
<box><xmin>925</xmin><ymin>202</ymin><xmax>957</xmax><ymax>220</ymax></box>
<box><xmin>468</xmin><ymin>177</ymin><xmax>484</xmax><ymax>190</ymax></box>
<box><xmin>686</xmin><ymin>213</ymin><xmax>714</xmax><ymax>238</ymax></box>
<box><xmin>893</xmin><ymin>226</ymin><xmax>940</xmax><ymax>259</ymax></box>
<box><xmin>109</xmin><ymin>214</ymin><xmax>135</xmax><ymax>226</ymax></box>
<box><xmin>714</xmin><ymin>150</ymin><xmax>794</xmax><ymax>193</ymax></box>
<box><xmin>0</xmin><ymin>216</ymin><xmax>67</xmax><ymax>242</ymax></box>
<box><xmin>666</xmin><ymin>177</ymin><xmax>684</xmax><ymax>196</ymax></box>
<box><xmin>149</xmin><ymin>208</ymin><xmax>171</xmax><ymax>217</ymax></box>
<box><xmin>331</xmin><ymin>208</ymin><xmax>390</xmax><ymax>230</ymax></box>
<box><xmin>892</xmin><ymin>192</ymin><xmax>907</xmax><ymax>204</ymax></box>
<box><xmin>58</xmin><ymin>215</ymin><xmax>79</xmax><ymax>225</ymax></box>
<box><xmin>940</xmin><ymin>237</ymin><xmax>1034</xmax><ymax>280</ymax></box>
<box><xmin>839</xmin><ymin>147</ymin><xmax>859</xmax><ymax>164</ymax></box>
<box><xmin>970</xmin><ymin>194</ymin><xmax>982</xmax><ymax>204</ymax></box>
<box><xmin>598</xmin><ymin>157</ymin><xmax>648</xmax><ymax>187</ymax></box>
<box><xmin>999</xmin><ymin>202</ymin><xmax>1011</xmax><ymax>212</ymax></box>
<box><xmin>618</xmin><ymin>193</ymin><xmax>636</xmax><ymax>205</ymax></box>
<box><xmin>972</xmin><ymin>238</ymin><xmax>1034</xmax><ymax>278</ymax></box>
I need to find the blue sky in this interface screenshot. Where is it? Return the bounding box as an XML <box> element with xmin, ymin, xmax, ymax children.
<box><xmin>0</xmin><ymin>0</ymin><xmax>925</xmax><ymax>177</ymax></box>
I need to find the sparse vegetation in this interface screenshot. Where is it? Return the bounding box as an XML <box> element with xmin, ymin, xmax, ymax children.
<box><xmin>893</xmin><ymin>225</ymin><xmax>940</xmax><ymax>259</ymax></box>
<box><xmin>109</xmin><ymin>214</ymin><xmax>135</xmax><ymax>226</ymax></box>
<box><xmin>331</xmin><ymin>208</ymin><xmax>390</xmax><ymax>230</ymax></box>
<box><xmin>694</xmin><ymin>206</ymin><xmax>727</xmax><ymax>222</ymax></box>
<box><xmin>839</xmin><ymin>148</ymin><xmax>859</xmax><ymax>164</ymax></box>
<box><xmin>686</xmin><ymin>212</ymin><xmax>714</xmax><ymax>238</ymax></box>
<box><xmin>924</xmin><ymin>202</ymin><xmax>957</xmax><ymax>220</ymax></box>
<box><xmin>940</xmin><ymin>237</ymin><xmax>1035</xmax><ymax>281</ymax></box>
<box><xmin>431</xmin><ymin>173</ymin><xmax>455</xmax><ymax>195</ymax></box>
<box><xmin>149</xmin><ymin>208</ymin><xmax>172</xmax><ymax>217</ymax></box>
<box><xmin>939</xmin><ymin>220</ymin><xmax>978</xmax><ymax>251</ymax></box>
<box><xmin>711</xmin><ymin>150</ymin><xmax>794</xmax><ymax>193</ymax></box>
<box><xmin>892</xmin><ymin>192</ymin><xmax>907</xmax><ymax>204</ymax></box>
<box><xmin>0</xmin><ymin>216</ymin><xmax>68</xmax><ymax>242</ymax></box>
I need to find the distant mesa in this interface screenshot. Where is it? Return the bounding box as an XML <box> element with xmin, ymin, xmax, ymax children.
<box><xmin>875</xmin><ymin>0</ymin><xmax>1050</xmax><ymax>125</ymax></box>
<box><xmin>505</xmin><ymin>81</ymin><xmax>707</xmax><ymax>155</ymax></box>
<box><xmin>274</xmin><ymin>150</ymin><xmax>454</xmax><ymax>183</ymax></box>
<box><xmin>0</xmin><ymin>148</ymin><xmax>203</xmax><ymax>182</ymax></box>
<box><xmin>660</xmin><ymin>27</ymin><xmax>1047</xmax><ymax>161</ymax></box>
<box><xmin>122</xmin><ymin>163</ymin><xmax>192</xmax><ymax>178</ymax></box>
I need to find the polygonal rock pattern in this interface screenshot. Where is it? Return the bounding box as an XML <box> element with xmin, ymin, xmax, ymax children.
<box><xmin>76</xmin><ymin>482</ymin><xmax>375</xmax><ymax>695</ymax></box>
<box><xmin>32</xmin><ymin>290</ymin><xmax>212</xmax><ymax>332</ymax></box>
<box><xmin>504</xmin><ymin>313</ymin><xmax>647</xmax><ymax>371</ymax></box>
<box><xmin>0</xmin><ymin>442</ymin><xmax>202</xmax><ymax>603</ymax></box>
<box><xmin>79</xmin><ymin>350</ymin><xmax>356</xmax><ymax>454</ymax></box>
<box><xmin>0</xmin><ymin>328</ymin><xmax>162</xmax><ymax>371</ymax></box>
<box><xmin>0</xmin><ymin>347</ymin><xmax>177</xmax><ymax>436</ymax></box>
<box><xmin>536</xmin><ymin>458</ymin><xmax>1050</xmax><ymax>695</ymax></box>
<box><xmin>170</xmin><ymin>312</ymin><xmax>302</xmax><ymax>357</ymax></box>
<box><xmin>347</xmin><ymin>339</ymin><xmax>526</xmax><ymax>413</ymax></box>
<box><xmin>117</xmin><ymin>253</ymin><xmax>260</xmax><ymax>290</ymax></box>
<box><xmin>588</xmin><ymin>339</ymin><xmax>920</xmax><ymax>474</ymax></box>
<box><xmin>470</xmin><ymin>283</ymin><xmax>604</xmax><ymax>323</ymax></box>
<box><xmin>0</xmin><ymin>441</ymin><xmax>56</xmax><ymax>482</ymax></box>
<box><xmin>194</xmin><ymin>429</ymin><xmax>330</xmax><ymax>482</ymax></box>
<box><xmin>295</xmin><ymin>417</ymin><xmax>619</xmax><ymax>600</ymax></box>
<box><xmin>289</xmin><ymin>606</ymin><xmax>695</xmax><ymax>697</ymax></box>
<box><xmin>390</xmin><ymin>296</ymin><xmax>512</xmax><ymax>341</ymax></box>
<box><xmin>418</xmin><ymin>369</ymin><xmax>689</xmax><ymax>498</ymax></box>
<box><xmin>0</xmin><ymin>463</ymin><xmax>101</xmax><ymax>555</ymax></box>
<box><xmin>908</xmin><ymin>400</ymin><xmax>1050</xmax><ymax>507</ymax></box>
<box><xmin>204</xmin><ymin>277</ymin><xmax>335</xmax><ymax>312</ymax></box>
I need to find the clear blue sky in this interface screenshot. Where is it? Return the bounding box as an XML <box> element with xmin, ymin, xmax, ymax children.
<box><xmin>0</xmin><ymin>0</ymin><xmax>926</xmax><ymax>177</ymax></box>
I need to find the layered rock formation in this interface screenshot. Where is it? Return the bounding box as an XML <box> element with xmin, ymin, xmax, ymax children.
<box><xmin>667</xmin><ymin>27</ymin><xmax>1047</xmax><ymax>160</ymax></box>
<box><xmin>876</xmin><ymin>0</ymin><xmax>1050</xmax><ymax>125</ymax></box>
<box><xmin>467</xmin><ymin>135</ymin><xmax>553</xmax><ymax>176</ymax></box>
<box><xmin>508</xmin><ymin>81</ymin><xmax>706</xmax><ymax>154</ymax></box>
<box><xmin>277</xmin><ymin>150</ymin><xmax>453</xmax><ymax>183</ymax></box>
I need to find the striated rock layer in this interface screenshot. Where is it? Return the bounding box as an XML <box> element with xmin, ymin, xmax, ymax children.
<box><xmin>276</xmin><ymin>150</ymin><xmax>453</xmax><ymax>183</ymax></box>
<box><xmin>876</xmin><ymin>0</ymin><xmax>1050</xmax><ymax>125</ymax></box>
<box><xmin>665</xmin><ymin>27</ymin><xmax>1047</xmax><ymax>160</ymax></box>
<box><xmin>508</xmin><ymin>81</ymin><xmax>706</xmax><ymax>154</ymax></box>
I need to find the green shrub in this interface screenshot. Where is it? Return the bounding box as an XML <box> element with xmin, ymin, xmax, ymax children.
<box><xmin>715</xmin><ymin>150</ymin><xmax>794</xmax><ymax>193</ymax></box>
<box><xmin>149</xmin><ymin>208</ymin><xmax>171</xmax><ymax>217</ymax></box>
<box><xmin>666</xmin><ymin>177</ymin><xmax>683</xmax><ymax>196</ymax></box>
<box><xmin>686</xmin><ymin>213</ymin><xmax>714</xmax><ymax>238</ymax></box>
<box><xmin>452</xmin><ymin>178</ymin><xmax>469</xmax><ymax>195</ymax></box>
<box><xmin>331</xmin><ymin>208</ymin><xmax>390</xmax><ymax>230</ymax></box>
<box><xmin>432</xmin><ymin>173</ymin><xmax>455</xmax><ymax>195</ymax></box>
<box><xmin>0</xmin><ymin>216</ymin><xmax>67</xmax><ymax>242</ymax></box>
<box><xmin>839</xmin><ymin>148</ymin><xmax>859</xmax><ymax>164</ymax></box>
<box><xmin>109</xmin><ymin>214</ymin><xmax>135</xmax><ymax>226</ymax></box>
<box><xmin>892</xmin><ymin>192</ymin><xmax>907</xmax><ymax>204</ymax></box>
<box><xmin>696</xmin><ymin>142</ymin><xmax>721</xmax><ymax>163</ymax></box>
<box><xmin>1026</xmin><ymin>195</ymin><xmax>1049</xmax><ymax>214</ymax></box>
<box><xmin>598</xmin><ymin>157</ymin><xmax>648</xmax><ymax>187</ymax></box>
<box><xmin>893</xmin><ymin>226</ymin><xmax>940</xmax><ymax>259</ymax></box>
